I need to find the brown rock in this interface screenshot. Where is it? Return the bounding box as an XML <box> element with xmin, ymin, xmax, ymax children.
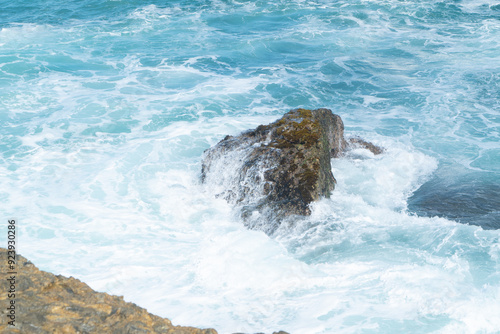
<box><xmin>0</xmin><ymin>248</ymin><xmax>217</xmax><ymax>334</ymax></box>
<box><xmin>348</xmin><ymin>137</ymin><xmax>383</xmax><ymax>155</ymax></box>
<box><xmin>202</xmin><ymin>108</ymin><xmax>354</xmax><ymax>233</ymax></box>
<box><xmin>202</xmin><ymin>108</ymin><xmax>383</xmax><ymax>234</ymax></box>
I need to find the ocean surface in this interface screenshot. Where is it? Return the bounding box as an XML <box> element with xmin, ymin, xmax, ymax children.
<box><xmin>1</xmin><ymin>0</ymin><xmax>499</xmax><ymax>333</ymax></box>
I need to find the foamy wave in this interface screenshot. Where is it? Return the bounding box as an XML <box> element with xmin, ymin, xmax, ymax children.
<box><xmin>334</xmin><ymin>139</ymin><xmax>438</xmax><ymax>210</ymax></box>
<box><xmin>0</xmin><ymin>23</ymin><xmax>53</xmax><ymax>44</ymax></box>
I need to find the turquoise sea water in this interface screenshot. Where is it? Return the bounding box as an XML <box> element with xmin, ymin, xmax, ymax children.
<box><xmin>1</xmin><ymin>0</ymin><xmax>499</xmax><ymax>333</ymax></box>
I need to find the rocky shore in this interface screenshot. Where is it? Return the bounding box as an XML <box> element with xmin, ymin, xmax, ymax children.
<box><xmin>0</xmin><ymin>248</ymin><xmax>217</xmax><ymax>334</ymax></box>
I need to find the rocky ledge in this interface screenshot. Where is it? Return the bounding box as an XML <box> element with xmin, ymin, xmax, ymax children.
<box><xmin>202</xmin><ymin>108</ymin><xmax>382</xmax><ymax>234</ymax></box>
<box><xmin>0</xmin><ymin>248</ymin><xmax>217</xmax><ymax>334</ymax></box>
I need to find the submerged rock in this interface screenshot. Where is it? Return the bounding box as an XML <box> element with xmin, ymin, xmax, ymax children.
<box><xmin>202</xmin><ymin>108</ymin><xmax>381</xmax><ymax>234</ymax></box>
<box><xmin>0</xmin><ymin>248</ymin><xmax>217</xmax><ymax>334</ymax></box>
<box><xmin>348</xmin><ymin>137</ymin><xmax>384</xmax><ymax>155</ymax></box>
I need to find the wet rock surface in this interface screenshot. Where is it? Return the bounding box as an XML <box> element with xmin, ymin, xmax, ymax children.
<box><xmin>202</xmin><ymin>108</ymin><xmax>382</xmax><ymax>234</ymax></box>
<box><xmin>348</xmin><ymin>137</ymin><xmax>384</xmax><ymax>155</ymax></box>
<box><xmin>0</xmin><ymin>248</ymin><xmax>217</xmax><ymax>334</ymax></box>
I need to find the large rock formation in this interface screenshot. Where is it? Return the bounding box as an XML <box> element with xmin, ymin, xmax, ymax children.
<box><xmin>0</xmin><ymin>248</ymin><xmax>217</xmax><ymax>334</ymax></box>
<box><xmin>202</xmin><ymin>108</ymin><xmax>381</xmax><ymax>234</ymax></box>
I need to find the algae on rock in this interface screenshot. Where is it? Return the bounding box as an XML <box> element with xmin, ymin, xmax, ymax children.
<box><xmin>202</xmin><ymin>108</ymin><xmax>380</xmax><ymax>234</ymax></box>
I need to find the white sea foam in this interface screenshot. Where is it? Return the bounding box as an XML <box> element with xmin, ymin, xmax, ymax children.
<box><xmin>0</xmin><ymin>24</ymin><xmax>52</xmax><ymax>44</ymax></box>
